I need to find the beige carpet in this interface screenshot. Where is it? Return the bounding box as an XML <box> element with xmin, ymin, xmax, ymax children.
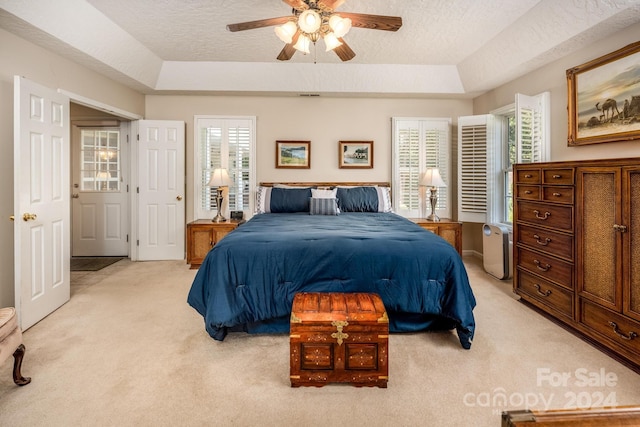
<box><xmin>1</xmin><ymin>257</ymin><xmax>639</xmax><ymax>426</ymax></box>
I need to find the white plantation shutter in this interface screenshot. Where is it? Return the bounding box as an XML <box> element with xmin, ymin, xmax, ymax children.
<box><xmin>392</xmin><ymin>117</ymin><xmax>451</xmax><ymax>218</ymax></box>
<box><xmin>458</xmin><ymin>115</ymin><xmax>491</xmax><ymax>223</ymax></box>
<box><xmin>516</xmin><ymin>92</ymin><xmax>550</xmax><ymax>163</ymax></box>
<box><xmin>459</xmin><ymin>91</ymin><xmax>549</xmax><ymax>224</ymax></box>
<box><xmin>195</xmin><ymin>116</ymin><xmax>256</xmax><ymax>219</ymax></box>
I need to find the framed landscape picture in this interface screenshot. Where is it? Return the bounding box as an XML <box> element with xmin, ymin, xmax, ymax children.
<box><xmin>339</xmin><ymin>141</ymin><xmax>373</xmax><ymax>169</ymax></box>
<box><xmin>276</xmin><ymin>141</ymin><xmax>310</xmax><ymax>169</ymax></box>
<box><xmin>567</xmin><ymin>41</ymin><xmax>640</xmax><ymax>146</ymax></box>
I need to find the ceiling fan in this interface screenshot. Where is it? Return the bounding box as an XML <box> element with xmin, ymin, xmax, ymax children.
<box><xmin>226</xmin><ymin>0</ymin><xmax>402</xmax><ymax>62</ymax></box>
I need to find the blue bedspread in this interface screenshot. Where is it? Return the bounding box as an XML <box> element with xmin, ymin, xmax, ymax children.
<box><xmin>187</xmin><ymin>213</ymin><xmax>476</xmax><ymax>349</ymax></box>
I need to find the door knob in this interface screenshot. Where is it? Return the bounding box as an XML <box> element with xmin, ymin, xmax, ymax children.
<box><xmin>9</xmin><ymin>215</ymin><xmax>14</xmax><ymax>221</ymax></box>
<box><xmin>176</xmin><ymin>195</ymin><xmax>183</xmax><ymax>201</ymax></box>
<box><xmin>22</xmin><ymin>213</ymin><xmax>37</xmax><ymax>221</ymax></box>
<box><xmin>72</xmin><ymin>193</ymin><xmax>79</xmax><ymax>198</ymax></box>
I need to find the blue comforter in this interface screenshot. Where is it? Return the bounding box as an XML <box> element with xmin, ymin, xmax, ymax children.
<box><xmin>187</xmin><ymin>213</ymin><xmax>476</xmax><ymax>348</ymax></box>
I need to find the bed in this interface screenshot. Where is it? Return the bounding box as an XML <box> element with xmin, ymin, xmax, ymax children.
<box><xmin>187</xmin><ymin>183</ymin><xmax>476</xmax><ymax>349</ymax></box>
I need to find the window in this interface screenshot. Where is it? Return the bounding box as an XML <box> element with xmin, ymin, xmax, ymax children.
<box><xmin>392</xmin><ymin>117</ymin><xmax>451</xmax><ymax>218</ymax></box>
<box><xmin>458</xmin><ymin>92</ymin><xmax>550</xmax><ymax>225</ymax></box>
<box><xmin>194</xmin><ymin>116</ymin><xmax>256</xmax><ymax>219</ymax></box>
<box><xmin>80</xmin><ymin>128</ymin><xmax>121</xmax><ymax>192</ymax></box>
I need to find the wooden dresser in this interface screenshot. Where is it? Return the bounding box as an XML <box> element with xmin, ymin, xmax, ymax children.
<box><xmin>409</xmin><ymin>218</ymin><xmax>462</xmax><ymax>255</ymax></box>
<box><xmin>186</xmin><ymin>219</ymin><xmax>240</xmax><ymax>269</ymax></box>
<box><xmin>513</xmin><ymin>158</ymin><xmax>640</xmax><ymax>372</ymax></box>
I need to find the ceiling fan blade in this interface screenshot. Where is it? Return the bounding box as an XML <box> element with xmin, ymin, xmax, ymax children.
<box><xmin>319</xmin><ymin>0</ymin><xmax>347</xmax><ymax>9</ymax></box>
<box><xmin>281</xmin><ymin>0</ymin><xmax>307</xmax><ymax>10</ymax></box>
<box><xmin>338</xmin><ymin>12</ymin><xmax>402</xmax><ymax>32</ymax></box>
<box><xmin>227</xmin><ymin>16</ymin><xmax>292</xmax><ymax>32</ymax></box>
<box><xmin>277</xmin><ymin>31</ymin><xmax>301</xmax><ymax>61</ymax></box>
<box><xmin>333</xmin><ymin>38</ymin><xmax>356</xmax><ymax>62</ymax></box>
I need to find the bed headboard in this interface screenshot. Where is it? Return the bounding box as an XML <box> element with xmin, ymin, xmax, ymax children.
<box><xmin>259</xmin><ymin>182</ymin><xmax>390</xmax><ymax>188</ymax></box>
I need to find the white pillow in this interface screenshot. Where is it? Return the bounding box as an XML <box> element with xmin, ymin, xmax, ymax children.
<box><xmin>311</xmin><ymin>188</ymin><xmax>337</xmax><ymax>199</ymax></box>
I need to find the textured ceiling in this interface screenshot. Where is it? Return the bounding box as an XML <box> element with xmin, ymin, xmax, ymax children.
<box><xmin>2</xmin><ymin>0</ymin><xmax>640</xmax><ymax>97</ymax></box>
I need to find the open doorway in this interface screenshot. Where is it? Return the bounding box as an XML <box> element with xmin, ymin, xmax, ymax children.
<box><xmin>70</xmin><ymin>103</ymin><xmax>130</xmax><ymax>258</ymax></box>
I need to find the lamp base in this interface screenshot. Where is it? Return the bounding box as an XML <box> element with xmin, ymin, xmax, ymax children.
<box><xmin>212</xmin><ymin>213</ymin><xmax>226</xmax><ymax>223</ymax></box>
<box><xmin>426</xmin><ymin>213</ymin><xmax>441</xmax><ymax>222</ymax></box>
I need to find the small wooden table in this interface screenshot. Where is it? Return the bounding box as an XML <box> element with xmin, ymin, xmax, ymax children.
<box><xmin>408</xmin><ymin>218</ymin><xmax>462</xmax><ymax>255</ymax></box>
<box><xmin>186</xmin><ymin>219</ymin><xmax>242</xmax><ymax>269</ymax></box>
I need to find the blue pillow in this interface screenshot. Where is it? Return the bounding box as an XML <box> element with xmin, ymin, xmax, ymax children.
<box><xmin>270</xmin><ymin>187</ymin><xmax>312</xmax><ymax>213</ymax></box>
<box><xmin>336</xmin><ymin>186</ymin><xmax>379</xmax><ymax>212</ymax></box>
<box><xmin>309</xmin><ymin>198</ymin><xmax>339</xmax><ymax>215</ymax></box>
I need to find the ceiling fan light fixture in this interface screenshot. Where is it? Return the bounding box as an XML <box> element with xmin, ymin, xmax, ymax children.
<box><xmin>323</xmin><ymin>32</ymin><xmax>342</xmax><ymax>51</ymax></box>
<box><xmin>329</xmin><ymin>15</ymin><xmax>351</xmax><ymax>38</ymax></box>
<box><xmin>275</xmin><ymin>21</ymin><xmax>297</xmax><ymax>44</ymax></box>
<box><xmin>298</xmin><ymin>9</ymin><xmax>321</xmax><ymax>33</ymax></box>
<box><xmin>293</xmin><ymin>34</ymin><xmax>311</xmax><ymax>54</ymax></box>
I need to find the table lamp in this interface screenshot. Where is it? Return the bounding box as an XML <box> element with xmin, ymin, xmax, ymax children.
<box><xmin>420</xmin><ymin>168</ymin><xmax>446</xmax><ymax>222</ymax></box>
<box><xmin>207</xmin><ymin>168</ymin><xmax>231</xmax><ymax>222</ymax></box>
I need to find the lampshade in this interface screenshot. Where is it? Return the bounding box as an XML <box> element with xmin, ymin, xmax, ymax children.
<box><xmin>207</xmin><ymin>168</ymin><xmax>231</xmax><ymax>187</ymax></box>
<box><xmin>323</xmin><ymin>32</ymin><xmax>343</xmax><ymax>51</ymax></box>
<box><xmin>298</xmin><ymin>9</ymin><xmax>322</xmax><ymax>33</ymax></box>
<box><xmin>420</xmin><ymin>168</ymin><xmax>447</xmax><ymax>188</ymax></box>
<box><xmin>293</xmin><ymin>34</ymin><xmax>311</xmax><ymax>54</ymax></box>
<box><xmin>275</xmin><ymin>21</ymin><xmax>297</xmax><ymax>44</ymax></box>
<box><xmin>329</xmin><ymin>15</ymin><xmax>351</xmax><ymax>38</ymax></box>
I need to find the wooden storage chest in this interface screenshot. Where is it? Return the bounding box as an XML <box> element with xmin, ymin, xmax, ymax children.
<box><xmin>290</xmin><ymin>292</ymin><xmax>389</xmax><ymax>388</ymax></box>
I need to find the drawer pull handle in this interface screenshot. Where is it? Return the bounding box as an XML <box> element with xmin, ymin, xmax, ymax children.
<box><xmin>524</xmin><ymin>174</ymin><xmax>533</xmax><ymax>178</ymax></box>
<box><xmin>524</xmin><ymin>190</ymin><xmax>532</xmax><ymax>194</ymax></box>
<box><xmin>552</xmin><ymin>192</ymin><xmax>561</xmax><ymax>197</ymax></box>
<box><xmin>533</xmin><ymin>234</ymin><xmax>551</xmax><ymax>246</ymax></box>
<box><xmin>534</xmin><ymin>259</ymin><xmax>551</xmax><ymax>272</ymax></box>
<box><xmin>613</xmin><ymin>224</ymin><xmax>628</xmax><ymax>233</ymax></box>
<box><xmin>533</xmin><ymin>210</ymin><xmax>550</xmax><ymax>220</ymax></box>
<box><xmin>608</xmin><ymin>321</ymin><xmax>638</xmax><ymax>341</ymax></box>
<box><xmin>552</xmin><ymin>174</ymin><xmax>561</xmax><ymax>179</ymax></box>
<box><xmin>534</xmin><ymin>284</ymin><xmax>551</xmax><ymax>297</ymax></box>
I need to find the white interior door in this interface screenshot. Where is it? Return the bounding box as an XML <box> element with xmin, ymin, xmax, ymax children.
<box><xmin>14</xmin><ymin>76</ymin><xmax>70</xmax><ymax>330</ymax></box>
<box><xmin>137</xmin><ymin>120</ymin><xmax>185</xmax><ymax>260</ymax></box>
<box><xmin>71</xmin><ymin>124</ymin><xmax>129</xmax><ymax>256</ymax></box>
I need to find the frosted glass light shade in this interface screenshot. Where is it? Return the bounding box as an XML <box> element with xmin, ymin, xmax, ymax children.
<box><xmin>324</xmin><ymin>32</ymin><xmax>343</xmax><ymax>51</ymax></box>
<box><xmin>275</xmin><ymin>21</ymin><xmax>297</xmax><ymax>44</ymax></box>
<box><xmin>293</xmin><ymin>34</ymin><xmax>311</xmax><ymax>54</ymax></box>
<box><xmin>298</xmin><ymin>9</ymin><xmax>321</xmax><ymax>33</ymax></box>
<box><xmin>329</xmin><ymin>15</ymin><xmax>351</xmax><ymax>38</ymax></box>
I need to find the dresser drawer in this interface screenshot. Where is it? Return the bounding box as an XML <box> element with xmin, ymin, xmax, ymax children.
<box><xmin>516</xmin><ymin>185</ymin><xmax>540</xmax><ymax>200</ymax></box>
<box><xmin>543</xmin><ymin>168</ymin><xmax>574</xmax><ymax>185</ymax></box>
<box><xmin>516</xmin><ymin>271</ymin><xmax>573</xmax><ymax>319</ymax></box>
<box><xmin>517</xmin><ymin>201</ymin><xmax>573</xmax><ymax>231</ymax></box>
<box><xmin>516</xmin><ymin>224</ymin><xmax>573</xmax><ymax>261</ymax></box>
<box><xmin>516</xmin><ymin>169</ymin><xmax>540</xmax><ymax>184</ymax></box>
<box><xmin>542</xmin><ymin>186</ymin><xmax>574</xmax><ymax>204</ymax></box>
<box><xmin>580</xmin><ymin>300</ymin><xmax>640</xmax><ymax>355</ymax></box>
<box><xmin>517</xmin><ymin>247</ymin><xmax>573</xmax><ymax>289</ymax></box>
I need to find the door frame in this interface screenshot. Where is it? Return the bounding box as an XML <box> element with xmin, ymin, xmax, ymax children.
<box><xmin>61</xmin><ymin>90</ymin><xmax>143</xmax><ymax>260</ymax></box>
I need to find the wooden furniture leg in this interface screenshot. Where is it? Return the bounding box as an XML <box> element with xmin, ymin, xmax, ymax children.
<box><xmin>12</xmin><ymin>344</ymin><xmax>31</xmax><ymax>386</ymax></box>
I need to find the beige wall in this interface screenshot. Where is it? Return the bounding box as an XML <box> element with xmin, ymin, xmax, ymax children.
<box><xmin>145</xmin><ymin>95</ymin><xmax>473</xmax><ymax>222</ymax></box>
<box><xmin>0</xmin><ymin>28</ymin><xmax>145</xmax><ymax>307</ymax></box>
<box><xmin>466</xmin><ymin>22</ymin><xmax>640</xmax><ymax>254</ymax></box>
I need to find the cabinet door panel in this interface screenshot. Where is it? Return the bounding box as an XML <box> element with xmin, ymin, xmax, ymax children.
<box><xmin>578</xmin><ymin>169</ymin><xmax>620</xmax><ymax>309</ymax></box>
<box><xmin>625</xmin><ymin>168</ymin><xmax>640</xmax><ymax>321</ymax></box>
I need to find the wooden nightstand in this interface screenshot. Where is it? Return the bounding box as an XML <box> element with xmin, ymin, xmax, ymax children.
<box><xmin>186</xmin><ymin>219</ymin><xmax>241</xmax><ymax>269</ymax></box>
<box><xmin>408</xmin><ymin>218</ymin><xmax>462</xmax><ymax>255</ymax></box>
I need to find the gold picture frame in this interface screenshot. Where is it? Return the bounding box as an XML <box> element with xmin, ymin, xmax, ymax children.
<box><xmin>567</xmin><ymin>41</ymin><xmax>640</xmax><ymax>146</ymax></box>
<box><xmin>276</xmin><ymin>141</ymin><xmax>310</xmax><ymax>169</ymax></box>
<box><xmin>339</xmin><ymin>141</ymin><xmax>373</xmax><ymax>169</ymax></box>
